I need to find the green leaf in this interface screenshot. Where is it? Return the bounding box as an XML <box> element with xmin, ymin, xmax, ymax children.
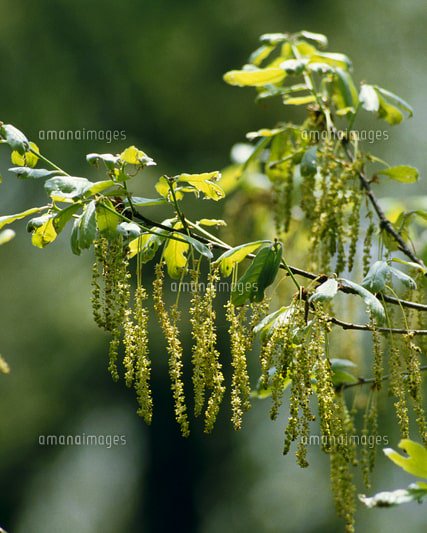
<box><xmin>196</xmin><ymin>218</ymin><xmax>226</xmax><ymax>227</ymax></box>
<box><xmin>0</xmin><ymin>124</ymin><xmax>29</xmax><ymax>154</ymax></box>
<box><xmin>391</xmin><ymin>257</ymin><xmax>427</xmax><ymax>275</ymax></box>
<box><xmin>375</xmin><ymin>86</ymin><xmax>413</xmax><ymax>117</ymax></box>
<box><xmin>78</xmin><ymin>200</ymin><xmax>97</xmax><ymax>249</ymax></box>
<box><xmin>283</xmin><ymin>95</ymin><xmax>316</xmax><ymax>105</ymax></box>
<box><xmin>309</xmin><ymin>52</ymin><xmax>352</xmax><ymax>70</ymax></box>
<box><xmin>119</xmin><ymin>146</ymin><xmax>155</xmax><ymax>167</ymax></box>
<box><xmin>359</xmin><ymin>84</ymin><xmax>379</xmax><ymax>112</ymax></box>
<box><xmin>0</xmin><ymin>229</ymin><xmax>15</xmax><ymax>245</ymax></box>
<box><xmin>362</xmin><ymin>261</ymin><xmax>391</xmax><ymax>292</ymax></box>
<box><xmin>45</xmin><ymin>176</ymin><xmax>92</xmax><ymax>200</ymax></box>
<box><xmin>86</xmin><ymin>153</ymin><xmax>119</xmax><ymax>170</ymax></box>
<box><xmin>125</xmin><ymin>196</ymin><xmax>167</xmax><ymax>207</ymax></box>
<box><xmin>177</xmin><ymin>172</ymin><xmax>224</xmax><ymax>201</ymax></box>
<box><xmin>0</xmin><ymin>207</ymin><xmax>46</xmax><ymax>230</ymax></box>
<box><xmin>163</xmin><ymin>229</ymin><xmax>190</xmax><ymax>279</ymax></box>
<box><xmin>332</xmin><ymin>68</ymin><xmax>359</xmax><ymax>113</ymax></box>
<box><xmin>309</xmin><ymin>278</ymin><xmax>338</xmax><ymax>303</ymax></box>
<box><xmin>9</xmin><ymin>167</ymin><xmax>61</xmax><ymax>179</ymax></box>
<box><xmin>95</xmin><ymin>200</ymin><xmax>121</xmax><ymax>237</ymax></box>
<box><xmin>70</xmin><ymin>217</ymin><xmax>81</xmax><ymax>256</ymax></box>
<box><xmin>86</xmin><ymin>180</ymin><xmax>116</xmax><ymax>196</ymax></box>
<box><xmin>231</xmin><ymin>242</ymin><xmax>282</xmax><ymax>305</ymax></box>
<box><xmin>388</xmin><ymin>266</ymin><xmax>417</xmax><ymax>289</ymax></box>
<box><xmin>223</xmin><ymin>67</ymin><xmax>286</xmax><ymax>87</ymax></box>
<box><xmin>253</xmin><ymin>306</ymin><xmax>292</xmax><ymax>342</ymax></box>
<box><xmin>300</xmin><ymin>146</ymin><xmax>317</xmax><ymax>177</ymax></box>
<box><xmin>179</xmin><ymin>232</ymin><xmax>213</xmax><ymax>259</ymax></box>
<box><xmin>298</xmin><ymin>31</ymin><xmax>328</xmax><ymax>48</ymax></box>
<box><xmin>330</xmin><ymin>358</ymin><xmax>358</xmax><ymax>386</ymax></box>
<box><xmin>214</xmin><ymin>240</ymin><xmax>269</xmax><ymax>277</ymax></box>
<box><xmin>11</xmin><ymin>141</ymin><xmax>39</xmax><ymax>168</ymax></box>
<box><xmin>52</xmin><ymin>204</ymin><xmax>81</xmax><ymax>233</ymax></box>
<box><xmin>376</xmin><ymin>91</ymin><xmax>404</xmax><ymax>125</ymax></box>
<box><xmin>377</xmin><ymin>165</ymin><xmax>419</xmax><ymax>183</ymax></box>
<box><xmin>29</xmin><ymin>215</ymin><xmax>58</xmax><ymax>248</ymax></box>
<box><xmin>116</xmin><ymin>222</ymin><xmax>141</xmax><ymax>240</ymax></box>
<box><xmin>128</xmin><ymin>232</ymin><xmax>163</xmax><ymax>261</ymax></box>
<box><xmin>384</xmin><ymin>439</ymin><xmax>427</xmax><ymax>479</ymax></box>
<box><xmin>251</xmin><ymin>366</ymin><xmax>291</xmax><ymax>399</ymax></box>
<box><xmin>249</xmin><ymin>44</ymin><xmax>275</xmax><ymax>66</ymax></box>
<box><xmin>339</xmin><ymin>278</ymin><xmax>386</xmax><ymax>323</ymax></box>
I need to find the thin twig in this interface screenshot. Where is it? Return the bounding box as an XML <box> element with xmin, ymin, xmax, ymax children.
<box><xmin>340</xmin><ymin>365</ymin><xmax>427</xmax><ymax>390</ymax></box>
<box><xmin>329</xmin><ymin>316</ymin><xmax>427</xmax><ymax>335</ymax></box>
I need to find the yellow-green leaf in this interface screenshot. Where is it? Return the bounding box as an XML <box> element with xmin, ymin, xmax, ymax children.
<box><xmin>384</xmin><ymin>439</ymin><xmax>427</xmax><ymax>479</ymax></box>
<box><xmin>377</xmin><ymin>165</ymin><xmax>419</xmax><ymax>183</ymax></box>
<box><xmin>214</xmin><ymin>240</ymin><xmax>269</xmax><ymax>277</ymax></box>
<box><xmin>31</xmin><ymin>217</ymin><xmax>57</xmax><ymax>248</ymax></box>
<box><xmin>283</xmin><ymin>95</ymin><xmax>316</xmax><ymax>105</ymax></box>
<box><xmin>163</xmin><ymin>230</ymin><xmax>190</xmax><ymax>279</ymax></box>
<box><xmin>177</xmin><ymin>172</ymin><xmax>224</xmax><ymax>201</ymax></box>
<box><xmin>0</xmin><ymin>207</ymin><xmax>45</xmax><ymax>230</ymax></box>
<box><xmin>223</xmin><ymin>68</ymin><xmax>286</xmax><ymax>87</ymax></box>
<box><xmin>11</xmin><ymin>141</ymin><xmax>39</xmax><ymax>168</ymax></box>
<box><xmin>119</xmin><ymin>146</ymin><xmax>155</xmax><ymax>166</ymax></box>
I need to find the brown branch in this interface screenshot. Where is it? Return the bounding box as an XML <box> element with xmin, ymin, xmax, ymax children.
<box><xmin>342</xmin><ymin>142</ymin><xmax>426</xmax><ymax>270</ymax></box>
<box><xmin>131</xmin><ymin>209</ymin><xmax>427</xmax><ymax>312</ymax></box>
<box><xmin>339</xmin><ymin>365</ymin><xmax>427</xmax><ymax>390</ymax></box>
<box><xmin>329</xmin><ymin>317</ymin><xmax>427</xmax><ymax>335</ymax></box>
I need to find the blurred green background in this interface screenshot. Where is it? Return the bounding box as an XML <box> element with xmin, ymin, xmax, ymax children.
<box><xmin>0</xmin><ymin>0</ymin><xmax>426</xmax><ymax>531</ymax></box>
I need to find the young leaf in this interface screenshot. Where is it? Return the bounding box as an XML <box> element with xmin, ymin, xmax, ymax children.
<box><xmin>177</xmin><ymin>172</ymin><xmax>224</xmax><ymax>201</ymax></box>
<box><xmin>0</xmin><ymin>207</ymin><xmax>46</xmax><ymax>230</ymax></box>
<box><xmin>339</xmin><ymin>278</ymin><xmax>385</xmax><ymax>323</ymax></box>
<box><xmin>376</xmin><ymin>91</ymin><xmax>404</xmax><ymax>125</ymax></box>
<box><xmin>9</xmin><ymin>167</ymin><xmax>62</xmax><ymax>180</ymax></box>
<box><xmin>29</xmin><ymin>215</ymin><xmax>58</xmax><ymax>248</ymax></box>
<box><xmin>70</xmin><ymin>217</ymin><xmax>81</xmax><ymax>256</ymax></box>
<box><xmin>300</xmin><ymin>146</ymin><xmax>317</xmax><ymax>177</ymax></box>
<box><xmin>309</xmin><ymin>278</ymin><xmax>339</xmax><ymax>303</ymax></box>
<box><xmin>388</xmin><ymin>266</ymin><xmax>417</xmax><ymax>289</ymax></box>
<box><xmin>362</xmin><ymin>261</ymin><xmax>391</xmax><ymax>293</ymax></box>
<box><xmin>11</xmin><ymin>141</ymin><xmax>40</xmax><ymax>168</ymax></box>
<box><xmin>231</xmin><ymin>242</ymin><xmax>282</xmax><ymax>305</ymax></box>
<box><xmin>163</xmin><ymin>230</ymin><xmax>190</xmax><ymax>279</ymax></box>
<box><xmin>214</xmin><ymin>240</ymin><xmax>269</xmax><ymax>277</ymax></box>
<box><xmin>119</xmin><ymin>146</ymin><xmax>155</xmax><ymax>166</ymax></box>
<box><xmin>375</xmin><ymin>86</ymin><xmax>414</xmax><ymax>118</ymax></box>
<box><xmin>298</xmin><ymin>31</ymin><xmax>328</xmax><ymax>48</ymax></box>
<box><xmin>377</xmin><ymin>165</ymin><xmax>419</xmax><ymax>183</ymax></box>
<box><xmin>359</xmin><ymin>487</ymin><xmax>426</xmax><ymax>508</ymax></box>
<box><xmin>95</xmin><ymin>200</ymin><xmax>121</xmax><ymax>237</ymax></box>
<box><xmin>78</xmin><ymin>200</ymin><xmax>97</xmax><ymax>249</ymax></box>
<box><xmin>86</xmin><ymin>153</ymin><xmax>119</xmax><ymax>170</ymax></box>
<box><xmin>53</xmin><ymin>204</ymin><xmax>81</xmax><ymax>233</ymax></box>
<box><xmin>0</xmin><ymin>124</ymin><xmax>29</xmax><ymax>154</ymax></box>
<box><xmin>86</xmin><ymin>180</ymin><xmax>116</xmax><ymax>196</ymax></box>
<box><xmin>125</xmin><ymin>196</ymin><xmax>167</xmax><ymax>207</ymax></box>
<box><xmin>223</xmin><ymin>67</ymin><xmax>286</xmax><ymax>87</ymax></box>
<box><xmin>128</xmin><ymin>229</ymin><xmax>167</xmax><ymax>261</ymax></box>
<box><xmin>45</xmin><ymin>176</ymin><xmax>92</xmax><ymax>200</ymax></box>
<box><xmin>384</xmin><ymin>439</ymin><xmax>427</xmax><ymax>479</ymax></box>
<box><xmin>332</xmin><ymin>68</ymin><xmax>359</xmax><ymax>114</ymax></box>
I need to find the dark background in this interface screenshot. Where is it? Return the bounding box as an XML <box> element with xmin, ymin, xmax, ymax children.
<box><xmin>0</xmin><ymin>1</ymin><xmax>426</xmax><ymax>532</ymax></box>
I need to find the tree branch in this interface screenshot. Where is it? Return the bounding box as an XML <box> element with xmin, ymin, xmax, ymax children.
<box><xmin>339</xmin><ymin>365</ymin><xmax>427</xmax><ymax>391</ymax></box>
<box><xmin>329</xmin><ymin>317</ymin><xmax>427</xmax><ymax>335</ymax></box>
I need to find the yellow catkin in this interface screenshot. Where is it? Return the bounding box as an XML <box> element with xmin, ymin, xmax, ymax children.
<box><xmin>389</xmin><ymin>343</ymin><xmax>409</xmax><ymax>438</ymax></box>
<box><xmin>202</xmin><ymin>268</ymin><xmax>225</xmax><ymax>434</ymax></box>
<box><xmin>133</xmin><ymin>286</ymin><xmax>153</xmax><ymax>424</ymax></box>
<box><xmin>153</xmin><ymin>263</ymin><xmax>190</xmax><ymax>437</ymax></box>
<box><xmin>189</xmin><ymin>266</ymin><xmax>207</xmax><ymax>417</ymax></box>
<box><xmin>361</xmin><ymin>391</ymin><xmax>378</xmax><ymax>488</ymax></box>
<box><xmin>226</xmin><ymin>301</ymin><xmax>252</xmax><ymax>430</ymax></box>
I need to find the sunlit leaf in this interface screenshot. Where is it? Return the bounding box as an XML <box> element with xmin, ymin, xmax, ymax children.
<box><xmin>224</xmin><ymin>67</ymin><xmax>286</xmax><ymax>87</ymax></box>
<box><xmin>0</xmin><ymin>124</ymin><xmax>29</xmax><ymax>154</ymax></box>
<box><xmin>339</xmin><ymin>278</ymin><xmax>385</xmax><ymax>323</ymax></box>
<box><xmin>214</xmin><ymin>240</ymin><xmax>269</xmax><ymax>277</ymax></box>
<box><xmin>0</xmin><ymin>229</ymin><xmax>15</xmax><ymax>245</ymax></box>
<box><xmin>9</xmin><ymin>167</ymin><xmax>61</xmax><ymax>180</ymax></box>
<box><xmin>177</xmin><ymin>172</ymin><xmax>224</xmax><ymax>201</ymax></box>
<box><xmin>0</xmin><ymin>207</ymin><xmax>46</xmax><ymax>230</ymax></box>
<box><xmin>362</xmin><ymin>261</ymin><xmax>390</xmax><ymax>293</ymax></box>
<box><xmin>309</xmin><ymin>278</ymin><xmax>338</xmax><ymax>303</ymax></box>
<box><xmin>11</xmin><ymin>141</ymin><xmax>39</xmax><ymax>168</ymax></box>
<box><xmin>377</xmin><ymin>165</ymin><xmax>419</xmax><ymax>183</ymax></box>
<box><xmin>384</xmin><ymin>439</ymin><xmax>427</xmax><ymax>479</ymax></box>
